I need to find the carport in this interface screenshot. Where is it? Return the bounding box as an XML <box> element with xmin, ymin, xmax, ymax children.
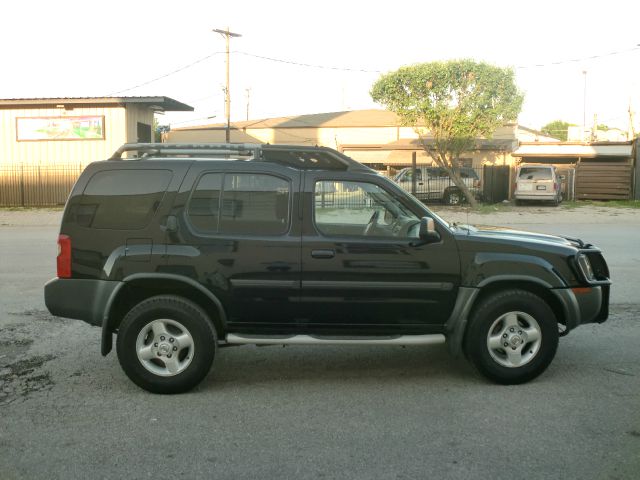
<box><xmin>513</xmin><ymin>142</ymin><xmax>635</xmax><ymax>200</ymax></box>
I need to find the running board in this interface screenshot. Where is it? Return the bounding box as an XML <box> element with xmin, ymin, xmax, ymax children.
<box><xmin>225</xmin><ymin>333</ymin><xmax>446</xmax><ymax>346</ymax></box>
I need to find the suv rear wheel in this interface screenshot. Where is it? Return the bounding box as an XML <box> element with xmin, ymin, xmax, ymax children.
<box><xmin>116</xmin><ymin>295</ymin><xmax>217</xmax><ymax>394</ymax></box>
<box><xmin>464</xmin><ymin>289</ymin><xmax>559</xmax><ymax>384</ymax></box>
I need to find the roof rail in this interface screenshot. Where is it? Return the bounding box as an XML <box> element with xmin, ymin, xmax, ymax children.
<box><xmin>109</xmin><ymin>143</ymin><xmax>262</xmax><ymax>160</ymax></box>
<box><xmin>107</xmin><ymin>142</ymin><xmax>374</xmax><ymax>173</ymax></box>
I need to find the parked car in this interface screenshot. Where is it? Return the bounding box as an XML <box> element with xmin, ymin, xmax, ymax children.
<box><xmin>393</xmin><ymin>166</ymin><xmax>481</xmax><ymax>205</ymax></box>
<box><xmin>514</xmin><ymin>164</ymin><xmax>562</xmax><ymax>205</ymax></box>
<box><xmin>45</xmin><ymin>143</ymin><xmax>610</xmax><ymax>393</ymax></box>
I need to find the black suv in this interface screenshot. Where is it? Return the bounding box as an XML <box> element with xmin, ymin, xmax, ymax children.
<box><xmin>44</xmin><ymin>143</ymin><xmax>611</xmax><ymax>393</ymax></box>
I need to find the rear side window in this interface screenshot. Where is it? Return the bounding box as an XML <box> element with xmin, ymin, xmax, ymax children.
<box><xmin>188</xmin><ymin>173</ymin><xmax>290</xmax><ymax>235</ymax></box>
<box><xmin>187</xmin><ymin>173</ymin><xmax>222</xmax><ymax>233</ymax></box>
<box><xmin>519</xmin><ymin>167</ymin><xmax>553</xmax><ymax>180</ymax></box>
<box><xmin>71</xmin><ymin>169</ymin><xmax>172</xmax><ymax>229</ymax></box>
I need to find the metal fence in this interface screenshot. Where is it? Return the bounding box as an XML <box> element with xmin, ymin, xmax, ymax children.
<box><xmin>386</xmin><ymin>164</ymin><xmax>485</xmax><ymax>204</ymax></box>
<box><xmin>0</xmin><ymin>164</ymin><xmax>84</xmax><ymax>207</ymax></box>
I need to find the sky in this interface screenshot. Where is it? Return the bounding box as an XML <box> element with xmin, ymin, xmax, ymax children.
<box><xmin>2</xmin><ymin>0</ymin><xmax>640</xmax><ymax>133</ymax></box>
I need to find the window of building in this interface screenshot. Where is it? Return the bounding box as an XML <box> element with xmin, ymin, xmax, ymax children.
<box><xmin>137</xmin><ymin>122</ymin><xmax>152</xmax><ymax>143</ymax></box>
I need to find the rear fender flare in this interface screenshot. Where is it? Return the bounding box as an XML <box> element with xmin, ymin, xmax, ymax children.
<box><xmin>100</xmin><ymin>273</ymin><xmax>227</xmax><ymax>356</ymax></box>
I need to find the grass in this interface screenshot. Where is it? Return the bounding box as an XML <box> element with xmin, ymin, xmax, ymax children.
<box><xmin>434</xmin><ymin>199</ymin><xmax>640</xmax><ymax>213</ymax></box>
<box><xmin>0</xmin><ymin>206</ymin><xmax>64</xmax><ymax>211</ymax></box>
<box><xmin>560</xmin><ymin>200</ymin><xmax>640</xmax><ymax>209</ymax></box>
<box><xmin>476</xmin><ymin>203</ymin><xmax>514</xmax><ymax>214</ymax></box>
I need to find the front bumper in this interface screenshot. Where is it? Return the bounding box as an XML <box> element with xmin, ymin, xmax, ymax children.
<box><xmin>551</xmin><ymin>284</ymin><xmax>609</xmax><ymax>331</ymax></box>
<box><xmin>44</xmin><ymin>278</ymin><xmax>122</xmax><ymax>327</ymax></box>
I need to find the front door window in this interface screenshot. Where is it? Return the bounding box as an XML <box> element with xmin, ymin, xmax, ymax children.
<box><xmin>314</xmin><ymin>180</ymin><xmax>420</xmax><ymax>239</ymax></box>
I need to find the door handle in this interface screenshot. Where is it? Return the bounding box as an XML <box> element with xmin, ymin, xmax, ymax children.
<box><xmin>311</xmin><ymin>249</ymin><xmax>335</xmax><ymax>259</ymax></box>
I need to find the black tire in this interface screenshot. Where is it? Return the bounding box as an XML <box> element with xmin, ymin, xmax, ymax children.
<box><xmin>116</xmin><ymin>295</ymin><xmax>217</xmax><ymax>394</ymax></box>
<box><xmin>463</xmin><ymin>289</ymin><xmax>559</xmax><ymax>385</ymax></box>
<box><xmin>443</xmin><ymin>189</ymin><xmax>463</xmax><ymax>205</ymax></box>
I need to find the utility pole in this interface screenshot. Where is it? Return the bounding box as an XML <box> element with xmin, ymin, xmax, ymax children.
<box><xmin>213</xmin><ymin>27</ymin><xmax>242</xmax><ymax>143</ymax></box>
<box><xmin>245</xmin><ymin>88</ymin><xmax>251</xmax><ymax>121</ymax></box>
<box><xmin>582</xmin><ymin>70</ymin><xmax>587</xmax><ymax>142</ymax></box>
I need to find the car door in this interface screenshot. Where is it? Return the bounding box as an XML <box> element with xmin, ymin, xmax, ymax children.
<box><xmin>299</xmin><ymin>172</ymin><xmax>460</xmax><ymax>335</ymax></box>
<box><xmin>395</xmin><ymin>168</ymin><xmax>428</xmax><ymax>200</ymax></box>
<box><xmin>167</xmin><ymin>164</ymin><xmax>302</xmax><ymax>332</ymax></box>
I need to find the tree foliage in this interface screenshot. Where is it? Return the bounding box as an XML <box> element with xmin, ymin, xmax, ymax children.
<box><xmin>541</xmin><ymin>120</ymin><xmax>574</xmax><ymax>141</ymax></box>
<box><xmin>371</xmin><ymin>59</ymin><xmax>523</xmax><ymax>207</ymax></box>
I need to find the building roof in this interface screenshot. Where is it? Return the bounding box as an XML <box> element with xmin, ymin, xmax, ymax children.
<box><xmin>0</xmin><ymin>96</ymin><xmax>193</xmax><ymax>112</ymax></box>
<box><xmin>513</xmin><ymin>142</ymin><xmax>633</xmax><ymax>158</ymax></box>
<box><xmin>174</xmin><ymin>109</ymin><xmax>403</xmax><ymax>130</ymax></box>
<box><xmin>342</xmin><ymin>138</ymin><xmax>517</xmax><ymax>151</ymax></box>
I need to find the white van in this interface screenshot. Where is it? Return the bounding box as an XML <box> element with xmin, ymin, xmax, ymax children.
<box><xmin>514</xmin><ymin>164</ymin><xmax>562</xmax><ymax>205</ymax></box>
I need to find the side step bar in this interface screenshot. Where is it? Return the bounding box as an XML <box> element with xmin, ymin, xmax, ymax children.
<box><xmin>225</xmin><ymin>333</ymin><xmax>446</xmax><ymax>346</ymax></box>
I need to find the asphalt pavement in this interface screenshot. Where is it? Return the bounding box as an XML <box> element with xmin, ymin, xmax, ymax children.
<box><xmin>1</xmin><ymin>212</ymin><xmax>639</xmax><ymax>480</ymax></box>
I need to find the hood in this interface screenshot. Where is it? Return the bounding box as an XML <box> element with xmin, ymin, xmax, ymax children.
<box><xmin>452</xmin><ymin>224</ymin><xmax>587</xmax><ymax>249</ymax></box>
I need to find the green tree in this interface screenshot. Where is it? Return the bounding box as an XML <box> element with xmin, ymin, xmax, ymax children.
<box><xmin>541</xmin><ymin>120</ymin><xmax>573</xmax><ymax>141</ymax></box>
<box><xmin>371</xmin><ymin>59</ymin><xmax>523</xmax><ymax>208</ymax></box>
<box><xmin>153</xmin><ymin>118</ymin><xmax>170</xmax><ymax>142</ymax></box>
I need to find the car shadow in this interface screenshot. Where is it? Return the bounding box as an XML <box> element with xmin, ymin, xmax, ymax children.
<box><xmin>198</xmin><ymin>344</ymin><xmax>478</xmax><ymax>391</ymax></box>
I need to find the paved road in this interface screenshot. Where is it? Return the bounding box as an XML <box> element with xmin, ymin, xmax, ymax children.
<box><xmin>1</xmin><ymin>217</ymin><xmax>639</xmax><ymax>479</ymax></box>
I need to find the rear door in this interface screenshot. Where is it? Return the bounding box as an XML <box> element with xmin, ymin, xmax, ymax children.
<box><xmin>168</xmin><ymin>163</ymin><xmax>302</xmax><ymax>332</ymax></box>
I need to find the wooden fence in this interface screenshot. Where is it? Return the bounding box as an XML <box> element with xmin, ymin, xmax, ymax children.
<box><xmin>575</xmin><ymin>161</ymin><xmax>633</xmax><ymax>200</ymax></box>
<box><xmin>0</xmin><ymin>164</ymin><xmax>84</xmax><ymax>207</ymax></box>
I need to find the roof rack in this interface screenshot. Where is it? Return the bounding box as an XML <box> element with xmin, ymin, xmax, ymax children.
<box><xmin>109</xmin><ymin>142</ymin><xmax>373</xmax><ymax>172</ymax></box>
<box><xmin>109</xmin><ymin>143</ymin><xmax>262</xmax><ymax>160</ymax></box>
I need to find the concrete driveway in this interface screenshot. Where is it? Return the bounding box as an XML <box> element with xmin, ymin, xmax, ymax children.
<box><xmin>1</xmin><ymin>207</ymin><xmax>639</xmax><ymax>479</ymax></box>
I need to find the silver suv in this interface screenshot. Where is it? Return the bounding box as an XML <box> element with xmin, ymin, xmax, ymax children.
<box><xmin>393</xmin><ymin>166</ymin><xmax>481</xmax><ymax>205</ymax></box>
<box><xmin>514</xmin><ymin>164</ymin><xmax>562</xmax><ymax>206</ymax></box>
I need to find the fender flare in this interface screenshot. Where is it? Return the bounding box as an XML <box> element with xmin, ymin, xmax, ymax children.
<box><xmin>445</xmin><ymin>274</ymin><xmax>570</xmax><ymax>357</ymax></box>
<box><xmin>101</xmin><ymin>273</ymin><xmax>228</xmax><ymax>356</ymax></box>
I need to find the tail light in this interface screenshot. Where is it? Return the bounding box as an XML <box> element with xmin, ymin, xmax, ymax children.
<box><xmin>57</xmin><ymin>234</ymin><xmax>72</xmax><ymax>278</ymax></box>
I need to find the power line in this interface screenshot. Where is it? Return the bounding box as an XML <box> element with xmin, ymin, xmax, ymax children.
<box><xmin>106</xmin><ymin>51</ymin><xmax>225</xmax><ymax>96</ymax></box>
<box><xmin>167</xmin><ymin>115</ymin><xmax>220</xmax><ymax>126</ymax></box>
<box><xmin>183</xmin><ymin>93</ymin><xmax>223</xmax><ymax>104</ymax></box>
<box><xmin>515</xmin><ymin>45</ymin><xmax>640</xmax><ymax>69</ymax></box>
<box><xmin>105</xmin><ymin>44</ymin><xmax>640</xmax><ymax>99</ymax></box>
<box><xmin>235</xmin><ymin>51</ymin><xmax>383</xmax><ymax>73</ymax></box>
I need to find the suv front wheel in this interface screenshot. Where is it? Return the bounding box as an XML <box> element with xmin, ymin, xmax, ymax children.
<box><xmin>116</xmin><ymin>295</ymin><xmax>217</xmax><ymax>394</ymax></box>
<box><xmin>464</xmin><ymin>289</ymin><xmax>559</xmax><ymax>384</ymax></box>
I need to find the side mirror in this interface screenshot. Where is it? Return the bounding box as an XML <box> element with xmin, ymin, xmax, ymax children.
<box><xmin>418</xmin><ymin>217</ymin><xmax>440</xmax><ymax>243</ymax></box>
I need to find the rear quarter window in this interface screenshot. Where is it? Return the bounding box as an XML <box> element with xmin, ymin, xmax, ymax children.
<box><xmin>68</xmin><ymin>169</ymin><xmax>172</xmax><ymax>229</ymax></box>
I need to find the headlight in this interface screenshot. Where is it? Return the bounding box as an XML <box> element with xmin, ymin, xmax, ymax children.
<box><xmin>577</xmin><ymin>253</ymin><xmax>595</xmax><ymax>281</ymax></box>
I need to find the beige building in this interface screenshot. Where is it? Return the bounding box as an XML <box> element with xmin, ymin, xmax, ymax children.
<box><xmin>166</xmin><ymin>109</ymin><xmax>558</xmax><ymax>172</ymax></box>
<box><xmin>0</xmin><ymin>96</ymin><xmax>192</xmax><ymax>166</ymax></box>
